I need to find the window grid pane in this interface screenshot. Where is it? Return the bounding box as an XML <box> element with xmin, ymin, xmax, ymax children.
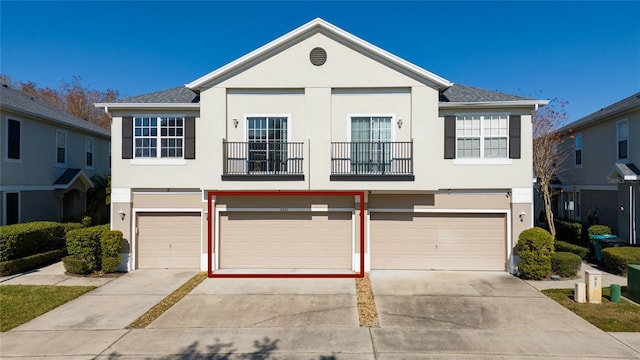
<box><xmin>133</xmin><ymin>116</ymin><xmax>184</xmax><ymax>158</ymax></box>
<box><xmin>457</xmin><ymin>115</ymin><xmax>508</xmax><ymax>159</ymax></box>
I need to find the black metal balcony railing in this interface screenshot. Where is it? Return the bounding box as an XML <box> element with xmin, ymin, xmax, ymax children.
<box><xmin>330</xmin><ymin>141</ymin><xmax>414</xmax><ymax>179</ymax></box>
<box><xmin>223</xmin><ymin>141</ymin><xmax>304</xmax><ymax>179</ymax></box>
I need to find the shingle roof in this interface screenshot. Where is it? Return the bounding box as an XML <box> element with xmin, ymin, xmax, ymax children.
<box><xmin>54</xmin><ymin>168</ymin><xmax>82</xmax><ymax>185</ymax></box>
<box><xmin>564</xmin><ymin>91</ymin><xmax>640</xmax><ymax>131</ymax></box>
<box><xmin>440</xmin><ymin>84</ymin><xmax>529</xmax><ymax>102</ymax></box>
<box><xmin>0</xmin><ymin>85</ymin><xmax>110</xmax><ymax>137</ymax></box>
<box><xmin>116</xmin><ymin>86</ymin><xmax>200</xmax><ymax>104</ymax></box>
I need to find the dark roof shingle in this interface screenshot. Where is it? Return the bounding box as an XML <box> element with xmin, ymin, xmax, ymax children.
<box><xmin>116</xmin><ymin>86</ymin><xmax>199</xmax><ymax>104</ymax></box>
<box><xmin>566</xmin><ymin>92</ymin><xmax>640</xmax><ymax>130</ymax></box>
<box><xmin>440</xmin><ymin>84</ymin><xmax>529</xmax><ymax>102</ymax></box>
<box><xmin>0</xmin><ymin>85</ymin><xmax>110</xmax><ymax>137</ymax></box>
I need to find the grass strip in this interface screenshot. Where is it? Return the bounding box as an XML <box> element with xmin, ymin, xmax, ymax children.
<box><xmin>127</xmin><ymin>272</ymin><xmax>207</xmax><ymax>329</ymax></box>
<box><xmin>0</xmin><ymin>285</ymin><xmax>95</xmax><ymax>332</ymax></box>
<box><xmin>542</xmin><ymin>287</ymin><xmax>640</xmax><ymax>332</ymax></box>
<box><xmin>355</xmin><ymin>273</ymin><xmax>380</xmax><ymax>328</ymax></box>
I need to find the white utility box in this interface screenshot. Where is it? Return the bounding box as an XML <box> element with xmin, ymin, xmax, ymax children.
<box><xmin>585</xmin><ymin>270</ymin><xmax>602</xmax><ymax>304</ymax></box>
<box><xmin>574</xmin><ymin>282</ymin><xmax>586</xmax><ymax>303</ymax></box>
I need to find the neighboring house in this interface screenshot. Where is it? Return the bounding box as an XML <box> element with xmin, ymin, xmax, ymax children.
<box><xmin>553</xmin><ymin>92</ymin><xmax>639</xmax><ymax>244</ymax></box>
<box><xmin>97</xmin><ymin>18</ymin><xmax>548</xmax><ymax>274</ymax></box>
<box><xmin>0</xmin><ymin>85</ymin><xmax>111</xmax><ymax>225</ymax></box>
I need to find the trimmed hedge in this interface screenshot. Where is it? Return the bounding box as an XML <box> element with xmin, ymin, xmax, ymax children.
<box><xmin>551</xmin><ymin>251</ymin><xmax>582</xmax><ymax>277</ymax></box>
<box><xmin>602</xmin><ymin>247</ymin><xmax>640</xmax><ymax>275</ymax></box>
<box><xmin>553</xmin><ymin>219</ymin><xmax>584</xmax><ymax>246</ymax></box>
<box><xmin>0</xmin><ymin>249</ymin><xmax>66</xmax><ymax>276</ymax></box>
<box><xmin>100</xmin><ymin>230</ymin><xmax>123</xmax><ymax>273</ymax></box>
<box><xmin>0</xmin><ymin>222</ymin><xmax>66</xmax><ymax>262</ymax></box>
<box><xmin>587</xmin><ymin>224</ymin><xmax>612</xmax><ymax>236</ymax></box>
<box><xmin>62</xmin><ymin>255</ymin><xmax>91</xmax><ymax>275</ymax></box>
<box><xmin>555</xmin><ymin>240</ymin><xmax>589</xmax><ymax>259</ymax></box>
<box><xmin>65</xmin><ymin>224</ymin><xmax>109</xmax><ymax>272</ymax></box>
<box><xmin>62</xmin><ymin>223</ymin><xmax>84</xmax><ymax>233</ymax></box>
<box><xmin>516</xmin><ymin>227</ymin><xmax>555</xmax><ymax>280</ymax></box>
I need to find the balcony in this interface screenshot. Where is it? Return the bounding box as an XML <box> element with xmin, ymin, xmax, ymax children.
<box><xmin>330</xmin><ymin>141</ymin><xmax>414</xmax><ymax>181</ymax></box>
<box><xmin>222</xmin><ymin>141</ymin><xmax>304</xmax><ymax>181</ymax></box>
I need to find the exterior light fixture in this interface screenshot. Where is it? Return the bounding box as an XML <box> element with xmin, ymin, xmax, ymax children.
<box><xmin>233</xmin><ymin>118</ymin><xmax>239</xmax><ymax>128</ymax></box>
<box><xmin>397</xmin><ymin>118</ymin><xmax>403</xmax><ymax>129</ymax></box>
<box><xmin>118</xmin><ymin>210</ymin><xmax>125</xmax><ymax>220</ymax></box>
<box><xmin>519</xmin><ymin>211</ymin><xmax>526</xmax><ymax>222</ymax></box>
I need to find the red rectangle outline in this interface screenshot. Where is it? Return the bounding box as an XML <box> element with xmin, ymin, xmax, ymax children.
<box><xmin>207</xmin><ymin>190</ymin><xmax>365</xmax><ymax>278</ymax></box>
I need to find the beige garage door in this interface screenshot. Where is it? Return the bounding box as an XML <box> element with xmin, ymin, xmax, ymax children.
<box><xmin>371</xmin><ymin>213</ymin><xmax>506</xmax><ymax>270</ymax></box>
<box><xmin>220</xmin><ymin>212</ymin><xmax>352</xmax><ymax>269</ymax></box>
<box><xmin>137</xmin><ymin>212</ymin><xmax>201</xmax><ymax>269</ymax></box>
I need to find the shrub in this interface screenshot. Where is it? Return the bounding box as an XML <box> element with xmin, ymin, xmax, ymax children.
<box><xmin>602</xmin><ymin>247</ymin><xmax>640</xmax><ymax>275</ymax></box>
<box><xmin>81</xmin><ymin>216</ymin><xmax>93</xmax><ymax>228</ymax></box>
<box><xmin>551</xmin><ymin>251</ymin><xmax>582</xmax><ymax>277</ymax></box>
<box><xmin>100</xmin><ymin>230</ymin><xmax>123</xmax><ymax>273</ymax></box>
<box><xmin>587</xmin><ymin>224</ymin><xmax>612</xmax><ymax>236</ymax></box>
<box><xmin>65</xmin><ymin>225</ymin><xmax>107</xmax><ymax>271</ymax></box>
<box><xmin>553</xmin><ymin>219</ymin><xmax>584</xmax><ymax>246</ymax></box>
<box><xmin>62</xmin><ymin>223</ymin><xmax>84</xmax><ymax>233</ymax></box>
<box><xmin>62</xmin><ymin>255</ymin><xmax>91</xmax><ymax>275</ymax></box>
<box><xmin>516</xmin><ymin>227</ymin><xmax>555</xmax><ymax>280</ymax></box>
<box><xmin>0</xmin><ymin>249</ymin><xmax>66</xmax><ymax>276</ymax></box>
<box><xmin>555</xmin><ymin>240</ymin><xmax>589</xmax><ymax>259</ymax></box>
<box><xmin>0</xmin><ymin>222</ymin><xmax>66</xmax><ymax>261</ymax></box>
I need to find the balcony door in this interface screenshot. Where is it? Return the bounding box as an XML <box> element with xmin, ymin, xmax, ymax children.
<box><xmin>248</xmin><ymin>117</ymin><xmax>288</xmax><ymax>173</ymax></box>
<box><xmin>351</xmin><ymin>116</ymin><xmax>392</xmax><ymax>173</ymax></box>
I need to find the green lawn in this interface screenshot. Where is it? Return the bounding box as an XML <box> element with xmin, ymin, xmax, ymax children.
<box><xmin>0</xmin><ymin>285</ymin><xmax>95</xmax><ymax>332</ymax></box>
<box><xmin>542</xmin><ymin>287</ymin><xmax>640</xmax><ymax>332</ymax></box>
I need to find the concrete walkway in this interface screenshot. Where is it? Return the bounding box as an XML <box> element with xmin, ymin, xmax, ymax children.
<box><xmin>1</xmin><ymin>263</ymin><xmax>639</xmax><ymax>359</ymax></box>
<box><xmin>526</xmin><ymin>261</ymin><xmax>628</xmax><ymax>290</ymax></box>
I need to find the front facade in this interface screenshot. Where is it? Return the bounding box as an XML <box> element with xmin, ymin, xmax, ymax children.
<box><xmin>0</xmin><ymin>85</ymin><xmax>111</xmax><ymax>225</ymax></box>
<box><xmin>98</xmin><ymin>19</ymin><xmax>547</xmax><ymax>274</ymax></box>
<box><xmin>554</xmin><ymin>92</ymin><xmax>640</xmax><ymax>244</ymax></box>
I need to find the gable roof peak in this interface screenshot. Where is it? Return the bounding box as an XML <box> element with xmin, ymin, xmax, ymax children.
<box><xmin>186</xmin><ymin>18</ymin><xmax>452</xmax><ymax>91</ymax></box>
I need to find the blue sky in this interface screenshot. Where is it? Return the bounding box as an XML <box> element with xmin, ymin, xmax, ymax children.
<box><xmin>1</xmin><ymin>1</ymin><xmax>639</xmax><ymax>121</ymax></box>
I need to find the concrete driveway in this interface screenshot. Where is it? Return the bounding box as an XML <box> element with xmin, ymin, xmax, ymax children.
<box><xmin>2</xmin><ymin>267</ymin><xmax>640</xmax><ymax>359</ymax></box>
<box><xmin>369</xmin><ymin>270</ymin><xmax>640</xmax><ymax>359</ymax></box>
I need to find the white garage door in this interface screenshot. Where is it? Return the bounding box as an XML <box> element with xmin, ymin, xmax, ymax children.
<box><xmin>371</xmin><ymin>213</ymin><xmax>506</xmax><ymax>270</ymax></box>
<box><xmin>137</xmin><ymin>212</ymin><xmax>201</xmax><ymax>269</ymax></box>
<box><xmin>219</xmin><ymin>212</ymin><xmax>352</xmax><ymax>269</ymax></box>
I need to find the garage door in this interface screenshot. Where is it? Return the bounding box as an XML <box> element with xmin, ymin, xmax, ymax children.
<box><xmin>371</xmin><ymin>213</ymin><xmax>506</xmax><ymax>270</ymax></box>
<box><xmin>137</xmin><ymin>212</ymin><xmax>201</xmax><ymax>269</ymax></box>
<box><xmin>219</xmin><ymin>212</ymin><xmax>352</xmax><ymax>269</ymax></box>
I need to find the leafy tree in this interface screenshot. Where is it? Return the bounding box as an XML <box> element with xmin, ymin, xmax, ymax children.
<box><xmin>533</xmin><ymin>99</ymin><xmax>570</xmax><ymax>238</ymax></box>
<box><xmin>86</xmin><ymin>174</ymin><xmax>110</xmax><ymax>224</ymax></box>
<box><xmin>0</xmin><ymin>75</ymin><xmax>117</xmax><ymax>130</ymax></box>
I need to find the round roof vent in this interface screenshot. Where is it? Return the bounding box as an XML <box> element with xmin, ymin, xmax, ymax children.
<box><xmin>309</xmin><ymin>47</ymin><xmax>327</xmax><ymax>66</ymax></box>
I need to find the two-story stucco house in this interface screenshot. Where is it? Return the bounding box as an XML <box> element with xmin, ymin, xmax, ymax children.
<box><xmin>97</xmin><ymin>19</ymin><xmax>548</xmax><ymax>274</ymax></box>
<box><xmin>1</xmin><ymin>85</ymin><xmax>111</xmax><ymax>225</ymax></box>
<box><xmin>554</xmin><ymin>92</ymin><xmax>639</xmax><ymax>244</ymax></box>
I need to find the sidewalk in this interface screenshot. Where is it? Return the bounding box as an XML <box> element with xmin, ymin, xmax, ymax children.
<box><xmin>0</xmin><ymin>261</ymin><xmax>116</xmax><ymax>287</ymax></box>
<box><xmin>525</xmin><ymin>261</ymin><xmax>628</xmax><ymax>290</ymax></box>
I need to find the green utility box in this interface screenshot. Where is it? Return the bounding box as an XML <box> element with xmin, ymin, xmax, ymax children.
<box><xmin>629</xmin><ymin>265</ymin><xmax>640</xmax><ymax>304</ymax></box>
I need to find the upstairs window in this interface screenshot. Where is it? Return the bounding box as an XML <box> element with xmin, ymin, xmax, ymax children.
<box><xmin>351</xmin><ymin>116</ymin><xmax>392</xmax><ymax>173</ymax></box>
<box><xmin>56</xmin><ymin>130</ymin><xmax>67</xmax><ymax>164</ymax></box>
<box><xmin>85</xmin><ymin>137</ymin><xmax>94</xmax><ymax>167</ymax></box>
<box><xmin>617</xmin><ymin>120</ymin><xmax>628</xmax><ymax>160</ymax></box>
<box><xmin>247</xmin><ymin>116</ymin><xmax>288</xmax><ymax>172</ymax></box>
<box><xmin>574</xmin><ymin>134</ymin><xmax>582</xmax><ymax>166</ymax></box>
<box><xmin>134</xmin><ymin>116</ymin><xmax>184</xmax><ymax>158</ymax></box>
<box><xmin>456</xmin><ymin>115</ymin><xmax>508</xmax><ymax>159</ymax></box>
<box><xmin>7</xmin><ymin>119</ymin><xmax>20</xmax><ymax>160</ymax></box>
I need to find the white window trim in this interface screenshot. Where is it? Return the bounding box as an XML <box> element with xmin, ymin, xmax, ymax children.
<box><xmin>3</xmin><ymin>191</ymin><xmax>20</xmax><ymax>225</ymax></box>
<box><xmin>616</xmin><ymin>119</ymin><xmax>629</xmax><ymax>163</ymax></box>
<box><xmin>243</xmin><ymin>114</ymin><xmax>292</xmax><ymax>142</ymax></box>
<box><xmin>85</xmin><ymin>136</ymin><xmax>95</xmax><ymax>169</ymax></box>
<box><xmin>574</xmin><ymin>134</ymin><xmax>583</xmax><ymax>169</ymax></box>
<box><xmin>346</xmin><ymin>113</ymin><xmax>396</xmax><ymax>142</ymax></box>
<box><xmin>453</xmin><ymin>112</ymin><xmax>511</xmax><ymax>164</ymax></box>
<box><xmin>132</xmin><ymin>114</ymin><xmax>187</xmax><ymax>160</ymax></box>
<box><xmin>4</xmin><ymin>117</ymin><xmax>22</xmax><ymax>163</ymax></box>
<box><xmin>55</xmin><ymin>129</ymin><xmax>67</xmax><ymax>167</ymax></box>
